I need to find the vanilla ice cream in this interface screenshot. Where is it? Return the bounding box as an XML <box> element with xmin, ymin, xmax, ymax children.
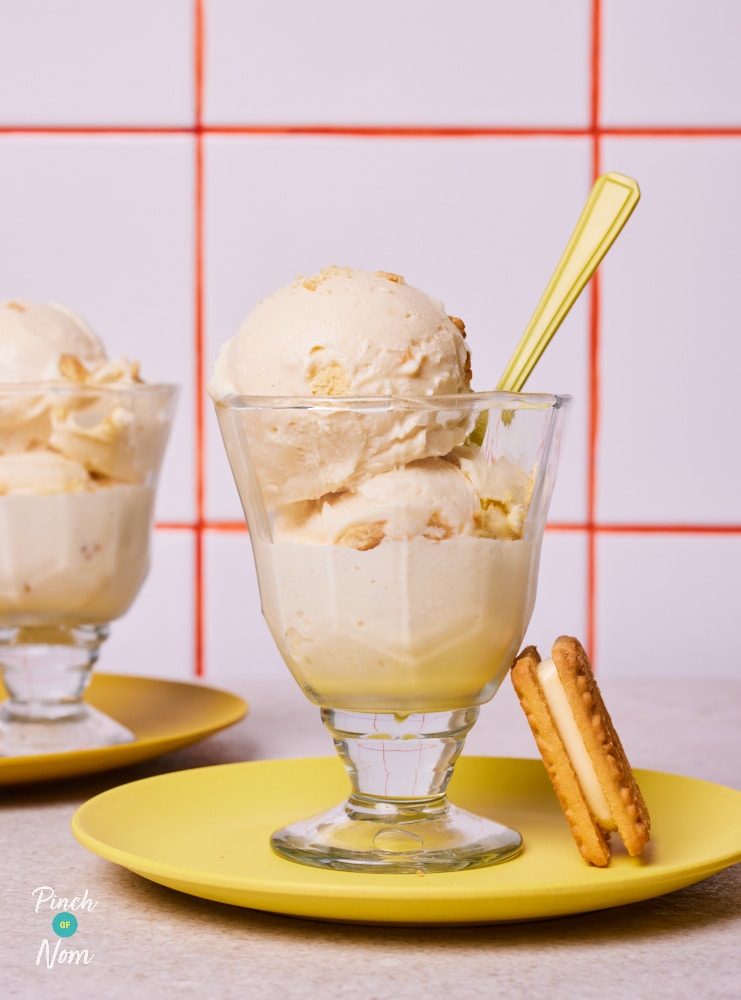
<box><xmin>273</xmin><ymin>448</ymin><xmax>532</xmax><ymax>548</ymax></box>
<box><xmin>208</xmin><ymin>266</ymin><xmax>471</xmax><ymax>399</ymax></box>
<box><xmin>254</xmin><ymin>533</ymin><xmax>537</xmax><ymax>712</ymax></box>
<box><xmin>0</xmin><ymin>299</ymin><xmax>143</xmax><ymax>461</ymax></box>
<box><xmin>0</xmin><ymin>300</ymin><xmax>106</xmax><ymax>381</ymax></box>
<box><xmin>209</xmin><ymin>267</ymin><xmax>474</xmax><ymax>504</ymax></box>
<box><xmin>0</xmin><ymin>485</ymin><xmax>154</xmax><ymax>626</ymax></box>
<box><xmin>258</xmin><ymin>440</ymin><xmax>537</xmax><ymax>711</ymax></box>
<box><xmin>0</xmin><ymin>300</ymin><xmax>175</xmax><ymax>627</ymax></box>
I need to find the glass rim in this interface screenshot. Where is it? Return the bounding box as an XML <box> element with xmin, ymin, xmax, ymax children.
<box><xmin>213</xmin><ymin>389</ymin><xmax>572</xmax><ymax>413</ymax></box>
<box><xmin>0</xmin><ymin>381</ymin><xmax>180</xmax><ymax>396</ymax></box>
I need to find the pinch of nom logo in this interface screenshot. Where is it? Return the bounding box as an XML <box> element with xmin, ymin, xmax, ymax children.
<box><xmin>32</xmin><ymin>885</ymin><xmax>98</xmax><ymax>969</ymax></box>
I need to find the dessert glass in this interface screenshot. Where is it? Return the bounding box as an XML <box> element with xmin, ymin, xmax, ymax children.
<box><xmin>214</xmin><ymin>391</ymin><xmax>570</xmax><ymax>873</ymax></box>
<box><xmin>0</xmin><ymin>382</ymin><xmax>178</xmax><ymax>756</ymax></box>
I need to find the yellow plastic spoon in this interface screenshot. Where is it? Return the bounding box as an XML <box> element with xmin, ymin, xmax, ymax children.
<box><xmin>496</xmin><ymin>171</ymin><xmax>640</xmax><ymax>393</ymax></box>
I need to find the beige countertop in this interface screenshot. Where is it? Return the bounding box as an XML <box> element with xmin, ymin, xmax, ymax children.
<box><xmin>2</xmin><ymin>673</ymin><xmax>740</xmax><ymax>1000</ymax></box>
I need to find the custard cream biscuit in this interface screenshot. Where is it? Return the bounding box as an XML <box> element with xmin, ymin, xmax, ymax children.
<box><xmin>511</xmin><ymin>636</ymin><xmax>650</xmax><ymax>867</ymax></box>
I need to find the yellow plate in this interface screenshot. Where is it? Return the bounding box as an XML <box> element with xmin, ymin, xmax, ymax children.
<box><xmin>0</xmin><ymin>674</ymin><xmax>247</xmax><ymax>786</ymax></box>
<box><xmin>71</xmin><ymin>756</ymin><xmax>741</xmax><ymax>924</ymax></box>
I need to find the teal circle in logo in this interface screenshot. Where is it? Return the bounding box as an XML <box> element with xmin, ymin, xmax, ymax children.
<box><xmin>52</xmin><ymin>912</ymin><xmax>78</xmax><ymax>937</ymax></box>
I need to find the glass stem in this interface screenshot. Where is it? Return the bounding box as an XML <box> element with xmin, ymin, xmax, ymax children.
<box><xmin>0</xmin><ymin>624</ymin><xmax>109</xmax><ymax>722</ymax></box>
<box><xmin>321</xmin><ymin>706</ymin><xmax>480</xmax><ymax>806</ymax></box>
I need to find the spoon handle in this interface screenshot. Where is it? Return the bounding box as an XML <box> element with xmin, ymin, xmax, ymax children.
<box><xmin>497</xmin><ymin>171</ymin><xmax>640</xmax><ymax>392</ymax></box>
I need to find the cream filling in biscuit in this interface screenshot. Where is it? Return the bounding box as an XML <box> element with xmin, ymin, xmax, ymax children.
<box><xmin>537</xmin><ymin>658</ymin><xmax>615</xmax><ymax>829</ymax></box>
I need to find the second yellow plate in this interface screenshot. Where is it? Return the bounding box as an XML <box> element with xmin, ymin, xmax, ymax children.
<box><xmin>71</xmin><ymin>756</ymin><xmax>741</xmax><ymax>924</ymax></box>
<box><xmin>1</xmin><ymin>674</ymin><xmax>247</xmax><ymax>785</ymax></box>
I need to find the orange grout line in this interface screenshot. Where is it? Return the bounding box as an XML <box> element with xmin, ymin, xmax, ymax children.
<box><xmin>599</xmin><ymin>126</ymin><xmax>741</xmax><ymax>137</ymax></box>
<box><xmin>204</xmin><ymin>124</ymin><xmax>593</xmax><ymax>137</ymax></box>
<box><xmin>589</xmin><ymin>0</ymin><xmax>601</xmax><ymax>134</ymax></box>
<box><xmin>0</xmin><ymin>126</ymin><xmax>194</xmax><ymax>135</ymax></box>
<box><xmin>193</xmin><ymin>0</ymin><xmax>206</xmax><ymax>678</ymax></box>
<box><xmin>202</xmin><ymin>522</ymin><xmax>249</xmax><ymax>533</ymax></box>
<box><xmin>194</xmin><ymin>0</ymin><xmax>205</xmax><ymax>128</ymax></box>
<box><xmin>159</xmin><ymin>520</ymin><xmax>741</xmax><ymax>535</ymax></box>
<box><xmin>586</xmin><ymin>272</ymin><xmax>601</xmax><ymax>663</ymax></box>
<box><xmin>586</xmin><ymin>0</ymin><xmax>603</xmax><ymax>667</ymax></box>
<box><xmin>587</xmin><ymin>523</ymin><xmax>741</xmax><ymax>535</ymax></box>
<box><xmin>3</xmin><ymin>124</ymin><xmax>741</xmax><ymax>139</ymax></box>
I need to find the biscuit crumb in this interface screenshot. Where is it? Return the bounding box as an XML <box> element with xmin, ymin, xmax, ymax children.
<box><xmin>58</xmin><ymin>354</ymin><xmax>91</xmax><ymax>382</ymax></box>
<box><xmin>337</xmin><ymin>522</ymin><xmax>386</xmax><ymax>551</ymax></box>
<box><xmin>423</xmin><ymin>513</ymin><xmax>454</xmax><ymax>541</ymax></box>
<box><xmin>309</xmin><ymin>360</ymin><xmax>350</xmax><ymax>396</ymax></box>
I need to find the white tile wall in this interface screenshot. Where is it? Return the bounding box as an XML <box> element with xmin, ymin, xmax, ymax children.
<box><xmin>203</xmin><ymin>0</ymin><xmax>592</xmax><ymax>127</ymax></box>
<box><xmin>0</xmin><ymin>0</ymin><xmax>194</xmax><ymax>125</ymax></box>
<box><xmin>602</xmin><ymin>0</ymin><xmax>741</xmax><ymax>126</ymax></box>
<box><xmin>104</xmin><ymin>529</ymin><xmax>196</xmax><ymax>679</ymax></box>
<box><xmin>598</xmin><ymin>136</ymin><xmax>741</xmax><ymax>525</ymax></box>
<box><xmin>596</xmin><ymin>533</ymin><xmax>741</xmax><ymax>676</ymax></box>
<box><xmin>0</xmin><ymin>1</ymin><xmax>738</xmax><ymax>683</ymax></box>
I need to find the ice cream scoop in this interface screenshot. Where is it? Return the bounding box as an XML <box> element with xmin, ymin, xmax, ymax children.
<box><xmin>0</xmin><ymin>300</ymin><xmax>106</xmax><ymax>381</ymax></box>
<box><xmin>274</xmin><ymin>457</ymin><xmax>485</xmax><ymax>549</ymax></box>
<box><xmin>209</xmin><ymin>267</ymin><xmax>475</xmax><ymax>504</ymax></box>
<box><xmin>274</xmin><ymin>447</ymin><xmax>532</xmax><ymax>548</ymax></box>
<box><xmin>0</xmin><ymin>450</ymin><xmax>91</xmax><ymax>494</ymax></box>
<box><xmin>0</xmin><ymin>299</ymin><xmax>143</xmax><ymax>459</ymax></box>
<box><xmin>208</xmin><ymin>265</ymin><xmax>471</xmax><ymax>399</ymax></box>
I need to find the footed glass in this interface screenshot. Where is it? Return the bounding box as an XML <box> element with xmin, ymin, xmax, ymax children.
<box><xmin>214</xmin><ymin>391</ymin><xmax>570</xmax><ymax>872</ymax></box>
<box><xmin>0</xmin><ymin>382</ymin><xmax>178</xmax><ymax>756</ymax></box>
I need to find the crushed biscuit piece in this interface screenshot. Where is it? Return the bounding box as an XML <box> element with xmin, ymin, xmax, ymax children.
<box><xmin>91</xmin><ymin>357</ymin><xmax>142</xmax><ymax>384</ymax></box>
<box><xmin>449</xmin><ymin>315</ymin><xmax>466</xmax><ymax>336</ymax></box>
<box><xmin>6</xmin><ymin>301</ymin><xmax>27</xmax><ymax>312</ymax></box>
<box><xmin>310</xmin><ymin>361</ymin><xmax>350</xmax><ymax>396</ymax></box>
<box><xmin>302</xmin><ymin>265</ymin><xmax>355</xmax><ymax>291</ymax></box>
<box><xmin>475</xmin><ymin>499</ymin><xmax>524</xmax><ymax>541</ymax></box>
<box><xmin>337</xmin><ymin>522</ymin><xmax>386</xmax><ymax>551</ymax></box>
<box><xmin>58</xmin><ymin>354</ymin><xmax>91</xmax><ymax>382</ymax></box>
<box><xmin>401</xmin><ymin>341</ymin><xmax>423</xmax><ymax>365</ymax></box>
<box><xmin>423</xmin><ymin>513</ymin><xmax>454</xmax><ymax>541</ymax></box>
<box><xmin>377</xmin><ymin>271</ymin><xmax>405</xmax><ymax>284</ymax></box>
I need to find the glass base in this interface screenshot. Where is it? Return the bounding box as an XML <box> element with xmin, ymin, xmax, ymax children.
<box><xmin>271</xmin><ymin>795</ymin><xmax>522</xmax><ymax>874</ymax></box>
<box><xmin>271</xmin><ymin>706</ymin><xmax>522</xmax><ymax>873</ymax></box>
<box><xmin>0</xmin><ymin>623</ymin><xmax>134</xmax><ymax>757</ymax></box>
<box><xmin>0</xmin><ymin>702</ymin><xmax>134</xmax><ymax>757</ymax></box>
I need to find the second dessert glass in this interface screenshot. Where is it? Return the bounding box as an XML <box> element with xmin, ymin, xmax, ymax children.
<box><xmin>0</xmin><ymin>381</ymin><xmax>178</xmax><ymax>757</ymax></box>
<box><xmin>214</xmin><ymin>390</ymin><xmax>570</xmax><ymax>873</ymax></box>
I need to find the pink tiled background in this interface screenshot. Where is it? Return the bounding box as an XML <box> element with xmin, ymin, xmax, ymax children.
<box><xmin>1</xmin><ymin>0</ymin><xmax>739</xmax><ymax>683</ymax></box>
